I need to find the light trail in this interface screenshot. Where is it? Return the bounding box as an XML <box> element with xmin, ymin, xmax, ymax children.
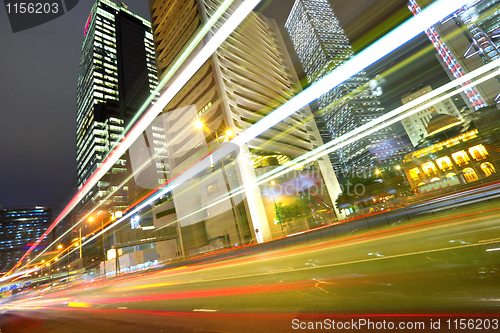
<box><xmin>4</xmin><ymin>0</ymin><xmax>264</xmax><ymax>277</ymax></box>
<box><xmin>5</xmin><ymin>0</ymin><xmax>475</xmax><ymax>277</ymax></box>
<box><xmin>150</xmin><ymin>60</ymin><xmax>500</xmax><ymax>234</ymax></box>
<box><xmin>13</xmin><ymin>52</ymin><xmax>499</xmax><ymax>281</ymax></box>
<box><xmin>9</xmin><ymin>213</ymin><xmax>499</xmax><ymax>309</ymax></box>
<box><xmin>34</xmin><ymin>0</ymin><xmax>487</xmax><ymax>268</ymax></box>
<box><xmin>100</xmin><ymin>207</ymin><xmax>500</xmax><ymax>296</ymax></box>
<box><xmin>121</xmin><ymin>0</ymin><xmax>236</xmax><ymax>135</ymax></box>
<box><xmin>84</xmin><ymin>0</ymin><xmax>475</xmax><ymax>239</ymax></box>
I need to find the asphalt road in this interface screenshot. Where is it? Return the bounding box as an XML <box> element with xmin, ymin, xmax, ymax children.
<box><xmin>1</xmin><ymin>204</ymin><xmax>499</xmax><ymax>332</ymax></box>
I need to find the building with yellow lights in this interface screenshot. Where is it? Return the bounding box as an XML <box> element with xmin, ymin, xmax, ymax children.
<box><xmin>148</xmin><ymin>0</ymin><xmax>342</xmax><ymax>253</ymax></box>
<box><xmin>401</xmin><ymin>107</ymin><xmax>500</xmax><ymax>193</ymax></box>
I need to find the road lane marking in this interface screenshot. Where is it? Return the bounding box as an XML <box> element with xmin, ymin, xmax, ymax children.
<box><xmin>59</xmin><ymin>239</ymin><xmax>500</xmax><ymax>306</ymax></box>
<box><xmin>479</xmin><ymin>237</ymin><xmax>500</xmax><ymax>243</ymax></box>
<box><xmin>117</xmin><ymin>307</ymin><xmax>127</xmax><ymax>309</ymax></box>
<box><xmin>193</xmin><ymin>309</ymin><xmax>217</xmax><ymax>312</ymax></box>
<box><xmin>11</xmin><ymin>214</ymin><xmax>499</xmax><ymax>308</ymax></box>
<box><xmin>129</xmin><ymin>237</ymin><xmax>500</xmax><ymax>288</ymax></box>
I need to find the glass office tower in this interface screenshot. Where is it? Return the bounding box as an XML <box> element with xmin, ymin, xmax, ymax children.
<box><xmin>76</xmin><ymin>0</ymin><xmax>159</xmax><ymax>214</ymax></box>
<box><xmin>285</xmin><ymin>0</ymin><xmax>406</xmax><ymax>173</ymax></box>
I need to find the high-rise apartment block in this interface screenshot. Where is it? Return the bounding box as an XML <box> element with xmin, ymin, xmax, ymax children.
<box><xmin>285</xmin><ymin>0</ymin><xmax>406</xmax><ymax>173</ymax></box>
<box><xmin>148</xmin><ymin>0</ymin><xmax>342</xmax><ymax>248</ymax></box>
<box><xmin>76</xmin><ymin>0</ymin><xmax>159</xmax><ymax>214</ymax></box>
<box><xmin>0</xmin><ymin>206</ymin><xmax>52</xmax><ymax>272</ymax></box>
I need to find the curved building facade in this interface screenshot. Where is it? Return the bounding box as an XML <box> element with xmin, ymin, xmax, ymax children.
<box><xmin>149</xmin><ymin>0</ymin><xmax>342</xmax><ymax>247</ymax></box>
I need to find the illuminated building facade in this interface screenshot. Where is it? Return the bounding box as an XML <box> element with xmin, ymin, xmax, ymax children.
<box><xmin>0</xmin><ymin>206</ymin><xmax>52</xmax><ymax>273</ymax></box>
<box><xmin>408</xmin><ymin>0</ymin><xmax>496</xmax><ymax>110</ymax></box>
<box><xmin>148</xmin><ymin>0</ymin><xmax>342</xmax><ymax>250</ymax></box>
<box><xmin>285</xmin><ymin>0</ymin><xmax>405</xmax><ymax>172</ymax></box>
<box><xmin>76</xmin><ymin>0</ymin><xmax>159</xmax><ymax>213</ymax></box>
<box><xmin>401</xmin><ymin>106</ymin><xmax>500</xmax><ymax>193</ymax></box>
<box><xmin>401</xmin><ymin>85</ymin><xmax>462</xmax><ymax>146</ymax></box>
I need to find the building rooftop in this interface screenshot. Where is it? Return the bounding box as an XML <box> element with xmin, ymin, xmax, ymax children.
<box><xmin>426</xmin><ymin>114</ymin><xmax>463</xmax><ymax>136</ymax></box>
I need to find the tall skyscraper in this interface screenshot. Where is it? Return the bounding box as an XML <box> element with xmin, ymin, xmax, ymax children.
<box><xmin>408</xmin><ymin>0</ymin><xmax>496</xmax><ymax>110</ymax></box>
<box><xmin>0</xmin><ymin>206</ymin><xmax>52</xmax><ymax>272</ymax></box>
<box><xmin>285</xmin><ymin>0</ymin><xmax>407</xmax><ymax>173</ymax></box>
<box><xmin>76</xmin><ymin>0</ymin><xmax>159</xmax><ymax>214</ymax></box>
<box><xmin>148</xmin><ymin>0</ymin><xmax>342</xmax><ymax>248</ymax></box>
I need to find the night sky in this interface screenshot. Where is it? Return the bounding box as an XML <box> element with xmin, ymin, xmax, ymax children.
<box><xmin>0</xmin><ymin>0</ymin><xmax>446</xmax><ymax>210</ymax></box>
<box><xmin>0</xmin><ymin>1</ymin><xmax>151</xmax><ymax>209</ymax></box>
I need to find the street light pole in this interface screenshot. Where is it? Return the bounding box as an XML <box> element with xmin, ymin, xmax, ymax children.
<box><xmin>79</xmin><ymin>228</ymin><xmax>82</xmax><ymax>259</ymax></box>
<box><xmin>101</xmin><ymin>216</ymin><xmax>105</xmax><ymax>261</ymax></box>
<box><xmin>89</xmin><ymin>213</ymin><xmax>107</xmax><ymax>262</ymax></box>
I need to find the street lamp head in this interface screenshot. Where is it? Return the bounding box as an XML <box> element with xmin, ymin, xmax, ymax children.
<box><xmin>375</xmin><ymin>170</ymin><xmax>381</xmax><ymax>175</ymax></box>
<box><xmin>270</xmin><ymin>180</ymin><xmax>276</xmax><ymax>186</ymax></box>
<box><xmin>395</xmin><ymin>165</ymin><xmax>401</xmax><ymax>170</ymax></box>
<box><xmin>226</xmin><ymin>129</ymin><xmax>233</xmax><ymax>138</ymax></box>
<box><xmin>57</xmin><ymin>244</ymin><xmax>63</xmax><ymax>249</ymax></box>
<box><xmin>88</xmin><ymin>217</ymin><xmax>94</xmax><ymax>222</ymax></box>
<box><xmin>195</xmin><ymin>120</ymin><xmax>204</xmax><ymax>129</ymax></box>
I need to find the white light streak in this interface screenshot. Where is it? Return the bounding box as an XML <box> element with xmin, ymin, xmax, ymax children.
<box><xmin>486</xmin><ymin>248</ymin><xmax>500</xmax><ymax>252</ymax></box>
<box><xmin>80</xmin><ymin>0</ymin><xmax>480</xmax><ymax>253</ymax></box>
<box><xmin>10</xmin><ymin>0</ymin><xmax>478</xmax><ymax>275</ymax></box>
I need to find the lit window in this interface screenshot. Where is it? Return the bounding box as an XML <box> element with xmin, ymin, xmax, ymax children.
<box><xmin>480</xmin><ymin>162</ymin><xmax>495</xmax><ymax>177</ymax></box>
<box><xmin>436</xmin><ymin>156</ymin><xmax>453</xmax><ymax>171</ymax></box>
<box><xmin>463</xmin><ymin>168</ymin><xmax>479</xmax><ymax>182</ymax></box>
<box><xmin>445</xmin><ymin>173</ymin><xmax>456</xmax><ymax>178</ymax></box>
<box><xmin>408</xmin><ymin>167</ymin><xmax>420</xmax><ymax>182</ymax></box>
<box><xmin>451</xmin><ymin>151</ymin><xmax>470</xmax><ymax>166</ymax></box>
<box><xmin>468</xmin><ymin>144</ymin><xmax>488</xmax><ymax>161</ymax></box>
<box><xmin>421</xmin><ymin>161</ymin><xmax>437</xmax><ymax>176</ymax></box>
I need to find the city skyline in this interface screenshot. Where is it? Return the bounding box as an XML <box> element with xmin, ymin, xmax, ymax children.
<box><xmin>0</xmin><ymin>0</ymin><xmax>441</xmax><ymax>209</ymax></box>
<box><xmin>0</xmin><ymin>206</ymin><xmax>52</xmax><ymax>272</ymax></box>
<box><xmin>1</xmin><ymin>0</ymin><xmax>499</xmax><ymax>326</ymax></box>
